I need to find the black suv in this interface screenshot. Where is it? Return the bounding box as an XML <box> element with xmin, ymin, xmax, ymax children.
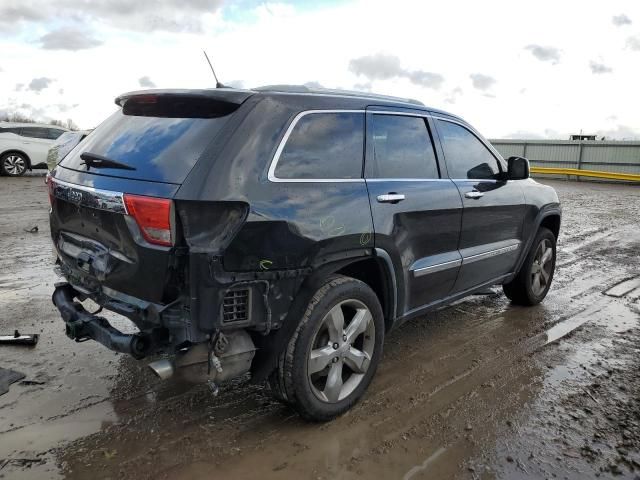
<box><xmin>49</xmin><ymin>86</ymin><xmax>560</xmax><ymax>421</ymax></box>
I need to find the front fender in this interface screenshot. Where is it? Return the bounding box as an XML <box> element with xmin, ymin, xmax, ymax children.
<box><xmin>509</xmin><ymin>204</ymin><xmax>561</xmax><ymax>282</ymax></box>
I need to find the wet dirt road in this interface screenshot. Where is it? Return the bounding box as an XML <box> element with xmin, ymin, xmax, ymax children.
<box><xmin>1</xmin><ymin>176</ymin><xmax>639</xmax><ymax>479</ymax></box>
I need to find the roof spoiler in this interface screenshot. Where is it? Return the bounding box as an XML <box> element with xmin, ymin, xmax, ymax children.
<box><xmin>115</xmin><ymin>88</ymin><xmax>254</xmax><ymax>107</ymax></box>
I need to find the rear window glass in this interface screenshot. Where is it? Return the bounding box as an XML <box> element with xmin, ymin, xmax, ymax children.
<box><xmin>47</xmin><ymin>128</ymin><xmax>66</xmax><ymax>140</ymax></box>
<box><xmin>274</xmin><ymin>112</ymin><xmax>364</xmax><ymax>179</ymax></box>
<box><xmin>60</xmin><ymin>103</ymin><xmax>234</xmax><ymax>184</ymax></box>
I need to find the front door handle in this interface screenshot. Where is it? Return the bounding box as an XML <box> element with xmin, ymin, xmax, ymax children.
<box><xmin>377</xmin><ymin>193</ymin><xmax>405</xmax><ymax>204</ymax></box>
<box><xmin>464</xmin><ymin>191</ymin><xmax>484</xmax><ymax>199</ymax></box>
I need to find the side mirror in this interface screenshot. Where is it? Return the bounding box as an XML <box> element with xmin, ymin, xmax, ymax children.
<box><xmin>507</xmin><ymin>156</ymin><xmax>529</xmax><ymax>180</ymax></box>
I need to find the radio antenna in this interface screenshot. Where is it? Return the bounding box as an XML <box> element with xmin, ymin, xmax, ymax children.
<box><xmin>203</xmin><ymin>50</ymin><xmax>225</xmax><ymax>88</ymax></box>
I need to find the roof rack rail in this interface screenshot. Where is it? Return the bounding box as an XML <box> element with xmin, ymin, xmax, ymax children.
<box><xmin>253</xmin><ymin>84</ymin><xmax>424</xmax><ymax>106</ymax></box>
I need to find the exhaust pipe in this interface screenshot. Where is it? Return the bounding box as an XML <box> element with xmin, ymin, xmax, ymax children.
<box><xmin>148</xmin><ymin>331</ymin><xmax>256</xmax><ymax>384</ymax></box>
<box><xmin>148</xmin><ymin>359</ymin><xmax>175</xmax><ymax>380</ymax></box>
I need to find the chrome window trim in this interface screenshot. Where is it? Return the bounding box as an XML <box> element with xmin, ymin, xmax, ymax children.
<box><xmin>450</xmin><ymin>178</ymin><xmax>498</xmax><ymax>182</ymax></box>
<box><xmin>413</xmin><ymin>258</ymin><xmax>462</xmax><ymax>277</ymax></box>
<box><xmin>366</xmin><ymin>178</ymin><xmax>452</xmax><ymax>182</ymax></box>
<box><xmin>368</xmin><ymin>110</ymin><xmax>431</xmax><ymax>118</ymax></box>
<box><xmin>450</xmin><ymin>178</ymin><xmax>519</xmax><ymax>184</ymax></box>
<box><xmin>50</xmin><ymin>177</ymin><xmax>128</xmax><ymax>214</ymax></box>
<box><xmin>462</xmin><ymin>242</ymin><xmax>520</xmax><ymax>265</ymax></box>
<box><xmin>267</xmin><ymin>109</ymin><xmax>366</xmax><ymax>183</ymax></box>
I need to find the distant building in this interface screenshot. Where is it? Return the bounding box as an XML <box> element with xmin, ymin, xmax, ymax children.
<box><xmin>569</xmin><ymin>134</ymin><xmax>597</xmax><ymax>141</ymax></box>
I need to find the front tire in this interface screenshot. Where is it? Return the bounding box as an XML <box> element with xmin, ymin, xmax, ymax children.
<box><xmin>503</xmin><ymin>227</ymin><xmax>556</xmax><ymax>305</ymax></box>
<box><xmin>270</xmin><ymin>275</ymin><xmax>384</xmax><ymax>421</ymax></box>
<box><xmin>1</xmin><ymin>152</ymin><xmax>28</xmax><ymax>176</ymax></box>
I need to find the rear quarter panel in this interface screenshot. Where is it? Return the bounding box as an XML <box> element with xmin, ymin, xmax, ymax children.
<box><xmin>179</xmin><ymin>97</ymin><xmax>375</xmax><ymax>272</ymax></box>
<box><xmin>178</xmin><ymin>97</ymin><xmax>375</xmax><ymax>330</ymax></box>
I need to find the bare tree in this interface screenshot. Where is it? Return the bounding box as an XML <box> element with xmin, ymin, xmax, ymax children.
<box><xmin>0</xmin><ymin>112</ymin><xmax>79</xmax><ymax>130</ymax></box>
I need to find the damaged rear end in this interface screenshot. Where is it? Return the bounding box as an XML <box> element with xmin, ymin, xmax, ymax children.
<box><xmin>49</xmin><ymin>88</ymin><xmax>260</xmax><ymax>384</ymax></box>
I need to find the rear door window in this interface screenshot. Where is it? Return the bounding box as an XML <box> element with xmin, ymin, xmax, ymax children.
<box><xmin>368</xmin><ymin>114</ymin><xmax>440</xmax><ymax>179</ymax></box>
<box><xmin>59</xmin><ymin>96</ymin><xmax>238</xmax><ymax>184</ymax></box>
<box><xmin>0</xmin><ymin>127</ymin><xmax>22</xmax><ymax>135</ymax></box>
<box><xmin>436</xmin><ymin>120</ymin><xmax>501</xmax><ymax>179</ymax></box>
<box><xmin>21</xmin><ymin>127</ymin><xmax>51</xmax><ymax>139</ymax></box>
<box><xmin>273</xmin><ymin>112</ymin><xmax>364</xmax><ymax>179</ymax></box>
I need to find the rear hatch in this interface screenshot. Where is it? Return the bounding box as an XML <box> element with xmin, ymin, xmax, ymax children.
<box><xmin>49</xmin><ymin>89</ymin><xmax>252</xmax><ymax>304</ymax></box>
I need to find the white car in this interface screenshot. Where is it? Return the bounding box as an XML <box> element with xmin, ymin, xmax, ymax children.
<box><xmin>0</xmin><ymin>123</ymin><xmax>68</xmax><ymax>176</ymax></box>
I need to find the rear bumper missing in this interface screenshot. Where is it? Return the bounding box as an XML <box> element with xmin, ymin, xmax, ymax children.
<box><xmin>52</xmin><ymin>282</ymin><xmax>152</xmax><ymax>359</ymax></box>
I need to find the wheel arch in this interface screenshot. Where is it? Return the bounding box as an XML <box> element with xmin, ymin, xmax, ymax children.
<box><xmin>250</xmin><ymin>251</ymin><xmax>397</xmax><ymax>383</ymax></box>
<box><xmin>509</xmin><ymin>207</ymin><xmax>561</xmax><ymax>282</ymax></box>
<box><xmin>333</xmin><ymin>254</ymin><xmax>396</xmax><ymax>332</ymax></box>
<box><xmin>540</xmin><ymin>213</ymin><xmax>561</xmax><ymax>240</ymax></box>
<box><xmin>1</xmin><ymin>149</ymin><xmax>32</xmax><ymax>169</ymax></box>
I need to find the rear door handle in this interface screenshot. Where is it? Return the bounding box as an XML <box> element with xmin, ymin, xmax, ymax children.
<box><xmin>464</xmin><ymin>191</ymin><xmax>484</xmax><ymax>199</ymax></box>
<box><xmin>377</xmin><ymin>193</ymin><xmax>405</xmax><ymax>204</ymax></box>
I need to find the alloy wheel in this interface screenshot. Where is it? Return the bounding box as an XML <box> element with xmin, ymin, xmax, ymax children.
<box><xmin>3</xmin><ymin>155</ymin><xmax>26</xmax><ymax>176</ymax></box>
<box><xmin>307</xmin><ymin>299</ymin><xmax>375</xmax><ymax>403</ymax></box>
<box><xmin>531</xmin><ymin>238</ymin><xmax>553</xmax><ymax>296</ymax></box>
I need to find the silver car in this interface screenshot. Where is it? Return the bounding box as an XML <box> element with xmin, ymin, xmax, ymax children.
<box><xmin>46</xmin><ymin>130</ymin><xmax>92</xmax><ymax>171</ymax></box>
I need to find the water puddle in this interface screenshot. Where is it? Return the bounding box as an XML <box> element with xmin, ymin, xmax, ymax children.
<box><xmin>604</xmin><ymin>276</ymin><xmax>640</xmax><ymax>298</ymax></box>
<box><xmin>403</xmin><ymin>446</ymin><xmax>447</xmax><ymax>480</ymax></box>
<box><xmin>544</xmin><ymin>307</ymin><xmax>601</xmax><ymax>345</ymax></box>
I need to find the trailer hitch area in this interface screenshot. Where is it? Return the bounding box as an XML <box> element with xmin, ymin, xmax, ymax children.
<box><xmin>52</xmin><ymin>282</ymin><xmax>151</xmax><ymax>359</ymax></box>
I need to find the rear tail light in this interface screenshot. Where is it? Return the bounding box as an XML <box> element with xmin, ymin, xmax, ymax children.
<box><xmin>124</xmin><ymin>194</ymin><xmax>173</xmax><ymax>246</ymax></box>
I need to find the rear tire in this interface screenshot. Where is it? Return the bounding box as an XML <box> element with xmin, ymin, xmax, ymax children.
<box><xmin>503</xmin><ymin>227</ymin><xmax>556</xmax><ymax>305</ymax></box>
<box><xmin>1</xmin><ymin>152</ymin><xmax>28</xmax><ymax>177</ymax></box>
<box><xmin>269</xmin><ymin>275</ymin><xmax>384</xmax><ymax>421</ymax></box>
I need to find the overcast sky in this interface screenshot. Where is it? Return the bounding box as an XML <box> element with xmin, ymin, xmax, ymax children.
<box><xmin>1</xmin><ymin>0</ymin><xmax>640</xmax><ymax>139</ymax></box>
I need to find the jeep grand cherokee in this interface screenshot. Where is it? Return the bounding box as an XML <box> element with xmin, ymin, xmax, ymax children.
<box><xmin>49</xmin><ymin>85</ymin><xmax>561</xmax><ymax>421</ymax></box>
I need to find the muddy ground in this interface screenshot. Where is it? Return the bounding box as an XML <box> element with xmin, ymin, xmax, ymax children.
<box><xmin>0</xmin><ymin>175</ymin><xmax>639</xmax><ymax>480</ymax></box>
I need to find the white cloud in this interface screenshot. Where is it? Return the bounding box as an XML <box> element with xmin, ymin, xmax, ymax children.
<box><xmin>589</xmin><ymin>61</ymin><xmax>613</xmax><ymax>74</ymax></box>
<box><xmin>612</xmin><ymin>14</ymin><xmax>632</xmax><ymax>26</ymax></box>
<box><xmin>349</xmin><ymin>53</ymin><xmax>444</xmax><ymax>89</ymax></box>
<box><xmin>1</xmin><ymin>0</ymin><xmax>640</xmax><ymax>139</ymax></box>
<box><xmin>469</xmin><ymin>74</ymin><xmax>496</xmax><ymax>91</ymax></box>
<box><xmin>596</xmin><ymin>124</ymin><xmax>640</xmax><ymax>140</ymax></box>
<box><xmin>138</xmin><ymin>76</ymin><xmax>156</xmax><ymax>88</ymax></box>
<box><xmin>40</xmin><ymin>27</ymin><xmax>102</xmax><ymax>50</ymax></box>
<box><xmin>28</xmin><ymin>77</ymin><xmax>54</xmax><ymax>92</ymax></box>
<box><xmin>627</xmin><ymin>35</ymin><xmax>640</xmax><ymax>50</ymax></box>
<box><xmin>525</xmin><ymin>45</ymin><xmax>562</xmax><ymax>64</ymax></box>
<box><xmin>444</xmin><ymin>87</ymin><xmax>463</xmax><ymax>105</ymax></box>
<box><xmin>0</xmin><ymin>0</ymin><xmax>225</xmax><ymax>32</ymax></box>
